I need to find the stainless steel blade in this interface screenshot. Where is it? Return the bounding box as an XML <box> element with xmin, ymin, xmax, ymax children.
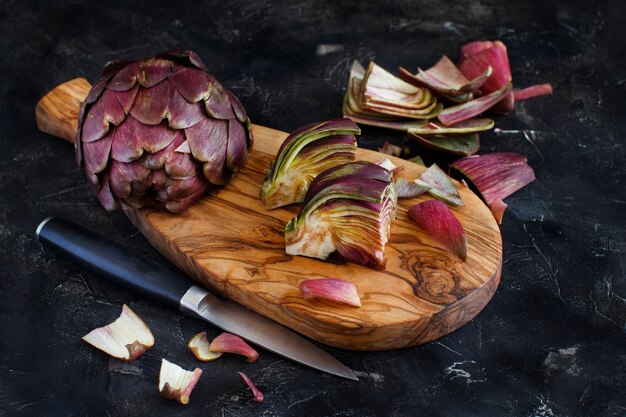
<box><xmin>179</xmin><ymin>285</ymin><xmax>358</xmax><ymax>381</ymax></box>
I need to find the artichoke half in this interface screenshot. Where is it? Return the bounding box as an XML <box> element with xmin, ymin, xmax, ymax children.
<box><xmin>284</xmin><ymin>162</ymin><xmax>398</xmax><ymax>269</ymax></box>
<box><xmin>260</xmin><ymin>118</ymin><xmax>360</xmax><ymax>209</ymax></box>
<box><xmin>76</xmin><ymin>50</ymin><xmax>253</xmax><ymax>213</ymax></box>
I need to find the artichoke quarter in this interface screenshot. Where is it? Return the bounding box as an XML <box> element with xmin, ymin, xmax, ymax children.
<box><xmin>284</xmin><ymin>161</ymin><xmax>398</xmax><ymax>269</ymax></box>
<box><xmin>76</xmin><ymin>50</ymin><xmax>253</xmax><ymax>213</ymax></box>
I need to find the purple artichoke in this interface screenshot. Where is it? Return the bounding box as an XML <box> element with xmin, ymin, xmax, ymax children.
<box><xmin>76</xmin><ymin>50</ymin><xmax>253</xmax><ymax>213</ymax></box>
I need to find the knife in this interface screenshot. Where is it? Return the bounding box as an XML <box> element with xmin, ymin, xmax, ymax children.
<box><xmin>36</xmin><ymin>216</ymin><xmax>358</xmax><ymax>381</ymax></box>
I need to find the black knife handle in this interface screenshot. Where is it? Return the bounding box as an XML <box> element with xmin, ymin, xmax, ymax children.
<box><xmin>36</xmin><ymin>216</ymin><xmax>194</xmax><ymax>309</ymax></box>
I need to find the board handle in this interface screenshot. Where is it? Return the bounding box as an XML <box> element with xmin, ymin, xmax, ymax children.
<box><xmin>35</xmin><ymin>78</ymin><xmax>92</xmax><ymax>143</ymax></box>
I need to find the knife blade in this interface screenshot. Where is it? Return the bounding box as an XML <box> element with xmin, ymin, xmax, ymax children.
<box><xmin>36</xmin><ymin>216</ymin><xmax>358</xmax><ymax>381</ymax></box>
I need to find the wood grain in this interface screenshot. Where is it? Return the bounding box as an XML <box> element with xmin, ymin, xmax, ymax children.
<box><xmin>37</xmin><ymin>80</ymin><xmax>502</xmax><ymax>350</ymax></box>
<box><xmin>35</xmin><ymin>78</ymin><xmax>91</xmax><ymax>143</ymax></box>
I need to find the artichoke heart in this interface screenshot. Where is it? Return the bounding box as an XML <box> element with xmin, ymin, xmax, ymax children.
<box><xmin>260</xmin><ymin>118</ymin><xmax>360</xmax><ymax>209</ymax></box>
<box><xmin>285</xmin><ymin>162</ymin><xmax>398</xmax><ymax>269</ymax></box>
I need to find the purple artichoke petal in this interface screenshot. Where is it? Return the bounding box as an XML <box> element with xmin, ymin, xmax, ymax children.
<box><xmin>166</xmin><ymin>87</ymin><xmax>208</xmax><ymax>129</ymax></box>
<box><xmin>75</xmin><ymin>103</ymin><xmax>86</xmax><ymax>165</ymax></box>
<box><xmin>204</xmin><ymin>87</ymin><xmax>235</xmax><ymax>120</ymax></box>
<box><xmin>302</xmin><ymin>161</ymin><xmax>392</xmax><ymax>205</ymax></box>
<box><xmin>97</xmin><ymin>176</ymin><xmax>118</xmax><ymax>211</ymax></box>
<box><xmin>185</xmin><ymin>117</ymin><xmax>229</xmax><ymax>184</ymax></box>
<box><xmin>165</xmin><ymin>181</ymin><xmax>210</xmax><ymax>213</ymax></box>
<box><xmin>183</xmin><ymin>50</ymin><xmax>208</xmax><ymax>71</ymax></box>
<box><xmin>83</xmin><ymin>134</ymin><xmax>112</xmax><ymax>177</ymax></box>
<box><xmin>168</xmin><ymin>66</ymin><xmax>217</xmax><ymax>103</ymax></box>
<box><xmin>99</xmin><ymin>88</ymin><xmax>126</xmax><ymax>126</ymax></box>
<box><xmin>109</xmin><ymin>160</ymin><xmax>150</xmax><ymax>199</ymax></box>
<box><xmin>202</xmin><ymin>153</ymin><xmax>228</xmax><ymax>185</ymax></box>
<box><xmin>165</xmin><ymin>176</ymin><xmax>206</xmax><ymax>200</ymax></box>
<box><xmin>438</xmin><ymin>83</ymin><xmax>512</xmax><ymax>126</ymax></box>
<box><xmin>226</xmin><ymin>118</ymin><xmax>248</xmax><ymax>171</ymax></box>
<box><xmin>184</xmin><ymin>117</ymin><xmax>228</xmax><ymax>162</ymax></box>
<box><xmin>128</xmin><ymin>80</ymin><xmax>172</xmax><ymax>125</ymax></box>
<box><xmin>165</xmin><ymin>151</ymin><xmax>197</xmax><ymax>179</ymax></box>
<box><xmin>418</xmin><ymin>163</ymin><xmax>463</xmax><ymax>206</ymax></box>
<box><xmin>129</xmin><ymin>172</ymin><xmax>154</xmax><ymax>196</ymax></box>
<box><xmin>108</xmin><ymin>161</ymin><xmax>132</xmax><ymax>198</ymax></box>
<box><xmin>450</xmin><ymin>152</ymin><xmax>536</xmax><ymax>204</ymax></box>
<box><xmin>151</xmin><ymin>169</ymin><xmax>169</xmax><ymax>188</ymax></box>
<box><xmin>227</xmin><ymin>90</ymin><xmax>248</xmax><ymax>123</ymax></box>
<box><xmin>140</xmin><ymin>131</ymin><xmax>185</xmax><ymax>169</ymax></box>
<box><xmin>102</xmin><ymin>60</ymin><xmax>134</xmax><ymax>78</ymax></box>
<box><xmin>130</xmin><ymin>79</ymin><xmax>205</xmax><ymax>128</ymax></box>
<box><xmin>85</xmin><ymin>77</ymin><xmax>107</xmax><ymax>104</ymax></box>
<box><xmin>110</xmin><ymin>117</ymin><xmax>178</xmax><ymax>163</ymax></box>
<box><xmin>156</xmin><ymin>50</ymin><xmax>208</xmax><ymax>71</ymax></box>
<box><xmin>175</xmin><ymin>140</ymin><xmax>191</xmax><ymax>153</ymax></box>
<box><xmin>336</xmin><ymin>244</ymin><xmax>385</xmax><ymax>268</ymax></box>
<box><xmin>81</xmin><ymin>101</ymin><xmax>110</xmax><ymax>143</ymax></box>
<box><xmin>136</xmin><ymin>59</ymin><xmax>174</xmax><ymax>88</ymax></box>
<box><xmin>114</xmin><ymin>84</ymin><xmax>139</xmax><ymax>115</ymax></box>
<box><xmin>107</xmin><ymin>63</ymin><xmax>139</xmax><ymax>92</ymax></box>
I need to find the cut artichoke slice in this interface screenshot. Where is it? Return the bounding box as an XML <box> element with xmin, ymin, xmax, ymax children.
<box><xmin>360</xmin><ymin>62</ymin><xmax>443</xmax><ymax>120</ymax></box>
<box><xmin>342</xmin><ymin>60</ymin><xmax>442</xmax><ymax>126</ymax></box>
<box><xmin>284</xmin><ymin>162</ymin><xmax>397</xmax><ymax>269</ymax></box>
<box><xmin>260</xmin><ymin>118</ymin><xmax>360</xmax><ymax>209</ymax></box>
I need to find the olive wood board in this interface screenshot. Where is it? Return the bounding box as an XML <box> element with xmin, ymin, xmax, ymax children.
<box><xmin>36</xmin><ymin>78</ymin><xmax>502</xmax><ymax>350</ymax></box>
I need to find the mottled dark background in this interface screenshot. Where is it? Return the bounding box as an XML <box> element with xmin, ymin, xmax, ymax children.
<box><xmin>1</xmin><ymin>0</ymin><xmax>625</xmax><ymax>416</ymax></box>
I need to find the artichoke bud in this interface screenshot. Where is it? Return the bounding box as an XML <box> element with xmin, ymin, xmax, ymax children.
<box><xmin>76</xmin><ymin>49</ymin><xmax>253</xmax><ymax>213</ymax></box>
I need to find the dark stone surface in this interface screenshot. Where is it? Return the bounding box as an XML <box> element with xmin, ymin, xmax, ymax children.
<box><xmin>1</xmin><ymin>0</ymin><xmax>625</xmax><ymax>416</ymax></box>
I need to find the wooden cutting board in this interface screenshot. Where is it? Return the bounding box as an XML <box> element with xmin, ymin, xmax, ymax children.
<box><xmin>36</xmin><ymin>78</ymin><xmax>502</xmax><ymax>350</ymax></box>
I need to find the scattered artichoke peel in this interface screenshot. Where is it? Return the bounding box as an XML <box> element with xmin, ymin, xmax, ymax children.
<box><xmin>299</xmin><ymin>278</ymin><xmax>362</xmax><ymax>307</ymax></box>
<box><xmin>158</xmin><ymin>358</ymin><xmax>203</xmax><ymax>405</ymax></box>
<box><xmin>81</xmin><ymin>304</ymin><xmax>154</xmax><ymax>361</ymax></box>
<box><xmin>415</xmin><ymin>164</ymin><xmax>463</xmax><ymax>206</ymax></box>
<box><xmin>239</xmin><ymin>372</ymin><xmax>264</xmax><ymax>403</ymax></box>
<box><xmin>399</xmin><ymin>55</ymin><xmax>492</xmax><ymax>101</ymax></box>
<box><xmin>395</xmin><ymin>178</ymin><xmax>430</xmax><ymax>198</ymax></box>
<box><xmin>208</xmin><ymin>332</ymin><xmax>259</xmax><ymax>362</ymax></box>
<box><xmin>188</xmin><ymin>331</ymin><xmax>223</xmax><ymax>361</ymax></box>
<box><xmin>360</xmin><ymin>62</ymin><xmax>443</xmax><ymax>119</ymax></box>
<box><xmin>408</xmin><ymin>133</ymin><xmax>480</xmax><ymax>157</ymax></box>
<box><xmin>450</xmin><ymin>152</ymin><xmax>536</xmax><ymax>223</ymax></box>
<box><xmin>408</xmin><ymin>200</ymin><xmax>468</xmax><ymax>261</ymax></box>
<box><xmin>376</xmin><ymin>157</ymin><xmax>399</xmax><ymax>173</ymax></box>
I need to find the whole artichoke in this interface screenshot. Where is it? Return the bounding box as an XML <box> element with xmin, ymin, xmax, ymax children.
<box><xmin>76</xmin><ymin>50</ymin><xmax>253</xmax><ymax>213</ymax></box>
